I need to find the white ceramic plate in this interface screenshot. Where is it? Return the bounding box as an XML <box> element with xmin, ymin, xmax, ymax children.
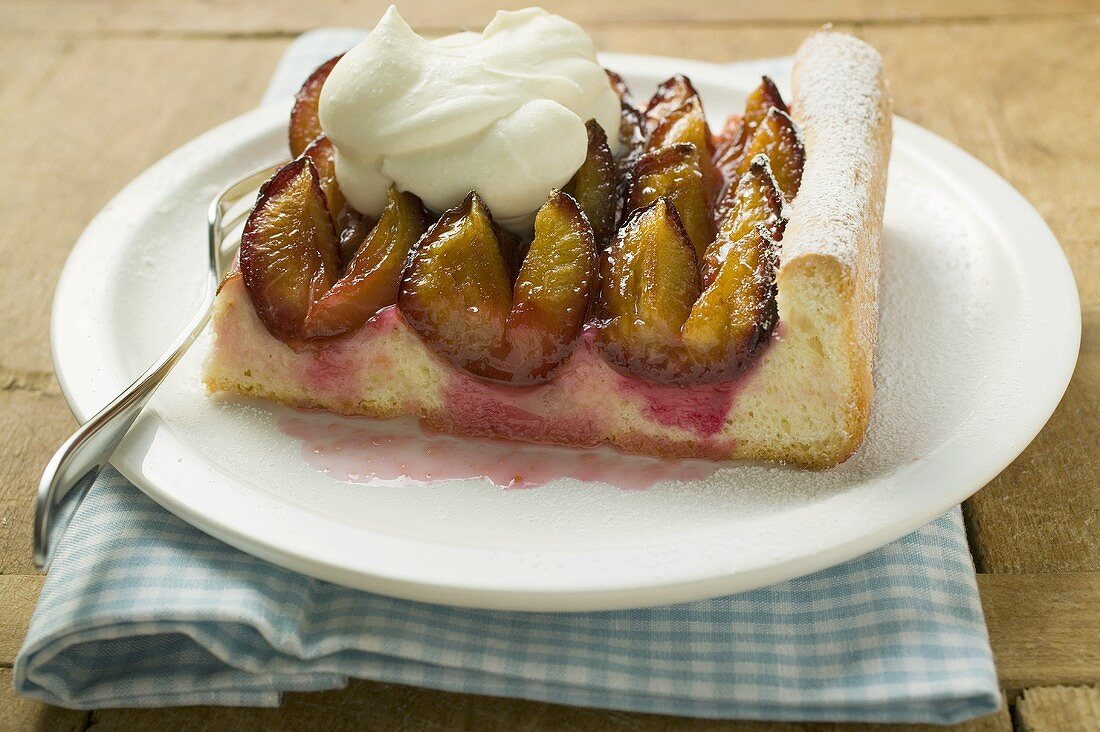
<box><xmin>51</xmin><ymin>54</ymin><xmax>1080</xmax><ymax>611</ymax></box>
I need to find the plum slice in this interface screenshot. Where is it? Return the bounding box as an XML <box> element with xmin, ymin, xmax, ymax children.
<box><xmin>398</xmin><ymin>192</ymin><xmax>513</xmax><ymax>374</ymax></box>
<box><xmin>714</xmin><ymin>76</ymin><xmax>788</xmax><ymax>180</ymax></box>
<box><xmin>563</xmin><ymin>120</ymin><xmax>618</xmax><ymax>248</ymax></box>
<box><xmin>644</xmin><ymin>75</ymin><xmax>702</xmax><ymax>133</ymax></box>
<box><xmin>239</xmin><ymin>157</ymin><xmax>340</xmax><ymax>345</ymax></box>
<box><xmin>300</xmin><ymin>135</ymin><xmax>346</xmax><ymax>227</ymax></box>
<box><xmin>735</xmin><ymin>107</ymin><xmax>804</xmax><ymax>202</ymax></box>
<box><xmin>489</xmin><ymin>191</ymin><xmax>598</xmax><ymax>383</ymax></box>
<box><xmin>399</xmin><ymin>191</ymin><xmax>596</xmax><ymax>384</ymax></box>
<box><xmin>625</xmin><ymin>144</ymin><xmax>715</xmax><ymax>261</ymax></box>
<box><xmin>302</xmin><ymin>187</ymin><xmax>429</xmax><ymax>340</ymax></box>
<box><xmin>704</xmin><ymin>155</ymin><xmax>786</xmax><ymax>288</ymax></box>
<box><xmin>595</xmin><ymin>199</ymin><xmax>700</xmax><ymax>383</ymax></box>
<box><xmin>647</xmin><ymin>95</ymin><xmax>721</xmax><ymax>201</ymax></box>
<box><xmin>681</xmin><ymin>224</ymin><xmax>778</xmax><ymax>379</ymax></box>
<box><xmin>606</xmin><ymin>69</ymin><xmax>646</xmax><ymax>177</ymax></box>
<box><xmin>289</xmin><ymin>54</ymin><xmax>342</xmax><ymax>157</ymax></box>
<box><xmin>606</xmin><ymin>68</ymin><xmax>635</xmax><ymax>106</ymax></box>
<box><xmin>645</xmin><ymin>76</ymin><xmax>721</xmax><ymax>202</ymax></box>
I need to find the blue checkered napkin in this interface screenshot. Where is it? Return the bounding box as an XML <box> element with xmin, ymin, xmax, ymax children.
<box><xmin>14</xmin><ymin>31</ymin><xmax>1000</xmax><ymax>723</ymax></box>
<box><xmin>16</xmin><ymin>470</ymin><xmax>997</xmax><ymax>721</ymax></box>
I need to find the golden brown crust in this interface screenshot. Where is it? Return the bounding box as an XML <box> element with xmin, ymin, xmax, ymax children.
<box><xmin>773</xmin><ymin>30</ymin><xmax>893</xmax><ymax>467</ymax></box>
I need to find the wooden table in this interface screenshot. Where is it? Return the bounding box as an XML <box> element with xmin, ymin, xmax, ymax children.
<box><xmin>1</xmin><ymin>1</ymin><xmax>1097</xmax><ymax>729</ymax></box>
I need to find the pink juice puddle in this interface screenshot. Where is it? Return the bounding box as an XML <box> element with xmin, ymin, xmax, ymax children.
<box><xmin>278</xmin><ymin>414</ymin><xmax>716</xmax><ymax>490</ymax></box>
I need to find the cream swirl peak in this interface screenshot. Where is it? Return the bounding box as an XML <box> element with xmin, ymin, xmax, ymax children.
<box><xmin>318</xmin><ymin>6</ymin><xmax>621</xmax><ymax>230</ymax></box>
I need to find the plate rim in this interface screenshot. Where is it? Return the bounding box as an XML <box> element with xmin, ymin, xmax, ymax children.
<box><xmin>49</xmin><ymin>52</ymin><xmax>1082</xmax><ymax>611</ymax></box>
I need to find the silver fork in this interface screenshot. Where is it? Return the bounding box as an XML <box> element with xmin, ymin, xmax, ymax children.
<box><xmin>33</xmin><ymin>161</ymin><xmax>286</xmax><ymax>570</ymax></box>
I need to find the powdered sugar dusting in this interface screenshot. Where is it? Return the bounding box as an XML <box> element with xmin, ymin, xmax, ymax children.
<box><xmin>782</xmin><ymin>31</ymin><xmax>892</xmax><ymax>271</ymax></box>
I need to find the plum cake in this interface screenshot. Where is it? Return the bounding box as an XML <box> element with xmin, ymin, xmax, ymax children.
<box><xmin>204</xmin><ymin>28</ymin><xmax>893</xmax><ymax>468</ymax></box>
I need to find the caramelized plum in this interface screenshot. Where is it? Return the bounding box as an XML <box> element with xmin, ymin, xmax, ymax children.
<box><xmin>489</xmin><ymin>191</ymin><xmax>597</xmax><ymax>383</ymax></box>
<box><xmin>616</xmin><ymin>102</ymin><xmax>646</xmax><ymax>181</ymax></box>
<box><xmin>647</xmin><ymin>95</ymin><xmax>721</xmax><ymax>199</ymax></box>
<box><xmin>303</xmin><ymin>187</ymin><xmax>429</xmax><ymax>340</ymax></box>
<box><xmin>625</xmin><ymin>144</ymin><xmax>715</xmax><ymax>260</ymax></box>
<box><xmin>713</xmin><ymin>113</ymin><xmax>743</xmax><ymax>151</ymax></box>
<box><xmin>736</xmin><ymin>107</ymin><xmax>804</xmax><ymax>201</ymax></box>
<box><xmin>239</xmin><ymin>158</ymin><xmax>340</xmax><ymax>345</ymax></box>
<box><xmin>645</xmin><ymin>75</ymin><xmax>721</xmax><ymax>201</ymax></box>
<box><xmin>714</xmin><ymin>76</ymin><xmax>788</xmax><ymax>180</ymax></box>
<box><xmin>595</xmin><ymin>199</ymin><xmax>699</xmax><ymax>383</ymax></box>
<box><xmin>399</xmin><ymin>191</ymin><xmax>597</xmax><ymax>383</ymax></box>
<box><xmin>289</xmin><ymin>54</ymin><xmax>342</xmax><ymax>158</ymax></box>
<box><xmin>398</xmin><ymin>192</ymin><xmax>513</xmax><ymax>373</ymax></box>
<box><xmin>563</xmin><ymin>120</ymin><xmax>617</xmax><ymax>247</ymax></box>
<box><xmin>606</xmin><ymin>68</ymin><xmax>646</xmax><ymax>176</ymax></box>
<box><xmin>705</xmin><ymin>155</ymin><xmax>786</xmax><ymax>286</ymax></box>
<box><xmin>644</xmin><ymin>75</ymin><xmax>702</xmax><ymax>133</ymax></box>
<box><xmin>743</xmin><ymin>76</ymin><xmax>789</xmax><ymax>131</ymax></box>
<box><xmin>300</xmin><ymin>136</ymin><xmax>346</xmax><ymax>226</ymax></box>
<box><xmin>681</xmin><ymin>224</ymin><xmax>778</xmax><ymax>377</ymax></box>
<box><xmin>605</xmin><ymin>68</ymin><xmax>635</xmax><ymax>106</ymax></box>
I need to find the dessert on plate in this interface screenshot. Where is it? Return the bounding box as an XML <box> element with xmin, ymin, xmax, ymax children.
<box><xmin>204</xmin><ymin>7</ymin><xmax>893</xmax><ymax>468</ymax></box>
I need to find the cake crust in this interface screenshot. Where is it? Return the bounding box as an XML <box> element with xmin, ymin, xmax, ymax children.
<box><xmin>204</xmin><ymin>30</ymin><xmax>893</xmax><ymax>468</ymax></box>
<box><xmin>779</xmin><ymin>30</ymin><xmax>893</xmax><ymax>463</ymax></box>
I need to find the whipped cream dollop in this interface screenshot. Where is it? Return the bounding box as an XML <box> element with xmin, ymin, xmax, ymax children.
<box><xmin>318</xmin><ymin>6</ymin><xmax>621</xmax><ymax>230</ymax></box>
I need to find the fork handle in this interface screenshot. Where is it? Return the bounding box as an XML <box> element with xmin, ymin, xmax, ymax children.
<box><xmin>36</xmin><ymin>160</ymin><xmax>281</xmax><ymax>570</ymax></box>
<box><xmin>33</xmin><ymin>301</ymin><xmax>214</xmax><ymax>570</ymax></box>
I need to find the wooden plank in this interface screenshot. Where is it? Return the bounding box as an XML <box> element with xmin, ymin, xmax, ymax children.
<box><xmin>0</xmin><ymin>37</ymin><xmax>283</xmax><ymax>379</ymax></box>
<box><xmin>1015</xmin><ymin>685</ymin><xmax>1100</xmax><ymax>731</ymax></box>
<box><xmin>980</xmin><ymin>573</ymin><xmax>1100</xmax><ymax>697</ymax></box>
<box><xmin>0</xmin><ymin>574</ymin><xmax>43</xmax><ymax>665</ymax></box>
<box><xmin>0</xmin><ymin>392</ymin><xmax>75</xmax><ymax>576</ymax></box>
<box><xmin>0</xmin><ymin>668</ymin><xmax>87</xmax><ymax>732</ymax></box>
<box><xmin>1</xmin><ymin>0</ymin><xmax>1096</xmax><ymax>36</ymax></box>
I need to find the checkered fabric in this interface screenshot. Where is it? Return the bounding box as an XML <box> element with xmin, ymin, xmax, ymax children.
<box><xmin>14</xmin><ymin>32</ymin><xmax>1000</xmax><ymax>723</ymax></box>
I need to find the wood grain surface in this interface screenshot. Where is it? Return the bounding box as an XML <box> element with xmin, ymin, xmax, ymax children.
<box><xmin>1015</xmin><ymin>685</ymin><xmax>1100</xmax><ymax>731</ymax></box>
<box><xmin>0</xmin><ymin>1</ymin><xmax>1096</xmax><ymax>729</ymax></box>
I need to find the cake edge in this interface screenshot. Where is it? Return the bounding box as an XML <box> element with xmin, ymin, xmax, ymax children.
<box><xmin>777</xmin><ymin>29</ymin><xmax>893</xmax><ymax>465</ymax></box>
